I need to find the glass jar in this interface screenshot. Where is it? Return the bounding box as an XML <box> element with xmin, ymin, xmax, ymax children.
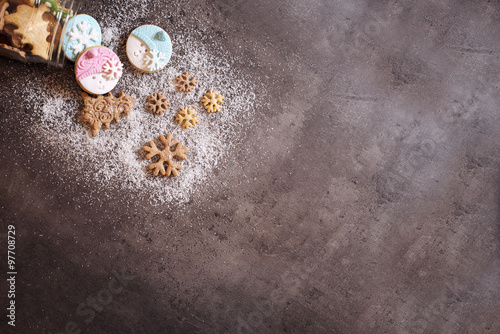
<box><xmin>0</xmin><ymin>0</ymin><xmax>84</xmax><ymax>67</ymax></box>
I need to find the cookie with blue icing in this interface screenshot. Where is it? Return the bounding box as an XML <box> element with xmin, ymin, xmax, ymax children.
<box><xmin>126</xmin><ymin>25</ymin><xmax>172</xmax><ymax>73</ymax></box>
<box><xmin>62</xmin><ymin>14</ymin><xmax>102</xmax><ymax>62</ymax></box>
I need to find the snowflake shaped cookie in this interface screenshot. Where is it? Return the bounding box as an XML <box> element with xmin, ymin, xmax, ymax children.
<box><xmin>69</xmin><ymin>21</ymin><xmax>100</xmax><ymax>55</ymax></box>
<box><xmin>176</xmin><ymin>108</ymin><xmax>199</xmax><ymax>129</ymax></box>
<box><xmin>103</xmin><ymin>59</ymin><xmax>123</xmax><ymax>80</ymax></box>
<box><xmin>174</xmin><ymin>72</ymin><xmax>198</xmax><ymax>92</ymax></box>
<box><xmin>147</xmin><ymin>93</ymin><xmax>170</xmax><ymax>115</ymax></box>
<box><xmin>144</xmin><ymin>49</ymin><xmax>167</xmax><ymax>72</ymax></box>
<box><xmin>143</xmin><ymin>134</ymin><xmax>189</xmax><ymax>177</ymax></box>
<box><xmin>200</xmin><ymin>90</ymin><xmax>224</xmax><ymax>113</ymax></box>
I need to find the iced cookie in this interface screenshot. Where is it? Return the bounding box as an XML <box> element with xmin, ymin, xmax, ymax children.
<box><xmin>62</xmin><ymin>14</ymin><xmax>102</xmax><ymax>61</ymax></box>
<box><xmin>126</xmin><ymin>25</ymin><xmax>172</xmax><ymax>73</ymax></box>
<box><xmin>75</xmin><ymin>46</ymin><xmax>123</xmax><ymax>95</ymax></box>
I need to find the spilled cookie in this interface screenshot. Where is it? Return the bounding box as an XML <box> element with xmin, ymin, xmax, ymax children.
<box><xmin>147</xmin><ymin>92</ymin><xmax>170</xmax><ymax>115</ymax></box>
<box><xmin>200</xmin><ymin>90</ymin><xmax>224</xmax><ymax>113</ymax></box>
<box><xmin>174</xmin><ymin>72</ymin><xmax>198</xmax><ymax>92</ymax></box>
<box><xmin>126</xmin><ymin>25</ymin><xmax>172</xmax><ymax>73</ymax></box>
<box><xmin>81</xmin><ymin>91</ymin><xmax>136</xmax><ymax>137</ymax></box>
<box><xmin>176</xmin><ymin>107</ymin><xmax>199</xmax><ymax>129</ymax></box>
<box><xmin>75</xmin><ymin>46</ymin><xmax>123</xmax><ymax>95</ymax></box>
<box><xmin>142</xmin><ymin>134</ymin><xmax>188</xmax><ymax>177</ymax></box>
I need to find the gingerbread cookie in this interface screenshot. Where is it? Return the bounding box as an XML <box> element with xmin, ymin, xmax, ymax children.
<box><xmin>62</xmin><ymin>14</ymin><xmax>102</xmax><ymax>61</ymax></box>
<box><xmin>114</xmin><ymin>92</ymin><xmax>136</xmax><ymax>117</ymax></box>
<box><xmin>3</xmin><ymin>4</ymin><xmax>52</xmax><ymax>59</ymax></box>
<box><xmin>147</xmin><ymin>92</ymin><xmax>169</xmax><ymax>115</ymax></box>
<box><xmin>75</xmin><ymin>46</ymin><xmax>123</xmax><ymax>95</ymax></box>
<box><xmin>81</xmin><ymin>91</ymin><xmax>136</xmax><ymax>137</ymax></box>
<box><xmin>126</xmin><ymin>25</ymin><xmax>172</xmax><ymax>73</ymax></box>
<box><xmin>143</xmin><ymin>134</ymin><xmax>188</xmax><ymax>177</ymax></box>
<box><xmin>176</xmin><ymin>108</ymin><xmax>199</xmax><ymax>129</ymax></box>
<box><xmin>174</xmin><ymin>72</ymin><xmax>198</xmax><ymax>92</ymax></box>
<box><xmin>81</xmin><ymin>92</ymin><xmax>115</xmax><ymax>137</ymax></box>
<box><xmin>200</xmin><ymin>90</ymin><xmax>224</xmax><ymax>113</ymax></box>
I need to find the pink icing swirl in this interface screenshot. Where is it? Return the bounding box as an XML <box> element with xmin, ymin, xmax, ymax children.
<box><xmin>76</xmin><ymin>47</ymin><xmax>121</xmax><ymax>81</ymax></box>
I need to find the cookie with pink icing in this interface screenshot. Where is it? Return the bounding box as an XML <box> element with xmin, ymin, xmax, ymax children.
<box><xmin>75</xmin><ymin>46</ymin><xmax>123</xmax><ymax>95</ymax></box>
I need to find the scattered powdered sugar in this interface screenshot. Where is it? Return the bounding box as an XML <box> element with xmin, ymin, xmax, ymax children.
<box><xmin>21</xmin><ymin>7</ymin><xmax>263</xmax><ymax>206</ymax></box>
<box><xmin>100</xmin><ymin>25</ymin><xmax>120</xmax><ymax>50</ymax></box>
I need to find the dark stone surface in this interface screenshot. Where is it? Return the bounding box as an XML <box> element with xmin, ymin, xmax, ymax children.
<box><xmin>2</xmin><ymin>0</ymin><xmax>500</xmax><ymax>333</ymax></box>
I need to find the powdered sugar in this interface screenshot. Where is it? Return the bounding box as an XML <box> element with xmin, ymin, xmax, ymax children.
<box><xmin>22</xmin><ymin>7</ymin><xmax>262</xmax><ymax>206</ymax></box>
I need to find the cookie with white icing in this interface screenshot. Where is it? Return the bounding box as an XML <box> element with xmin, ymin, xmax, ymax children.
<box><xmin>126</xmin><ymin>25</ymin><xmax>172</xmax><ymax>73</ymax></box>
<box><xmin>62</xmin><ymin>14</ymin><xmax>102</xmax><ymax>62</ymax></box>
<box><xmin>75</xmin><ymin>46</ymin><xmax>123</xmax><ymax>95</ymax></box>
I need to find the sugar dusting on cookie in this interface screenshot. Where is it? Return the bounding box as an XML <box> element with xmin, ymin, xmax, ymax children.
<box><xmin>21</xmin><ymin>3</ymin><xmax>263</xmax><ymax>206</ymax></box>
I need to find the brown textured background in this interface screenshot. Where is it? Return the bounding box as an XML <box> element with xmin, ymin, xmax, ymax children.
<box><xmin>2</xmin><ymin>0</ymin><xmax>500</xmax><ymax>333</ymax></box>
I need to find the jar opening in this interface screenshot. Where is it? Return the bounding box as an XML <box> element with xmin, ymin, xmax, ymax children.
<box><xmin>46</xmin><ymin>0</ymin><xmax>84</xmax><ymax>67</ymax></box>
<box><xmin>0</xmin><ymin>0</ymin><xmax>84</xmax><ymax>67</ymax></box>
